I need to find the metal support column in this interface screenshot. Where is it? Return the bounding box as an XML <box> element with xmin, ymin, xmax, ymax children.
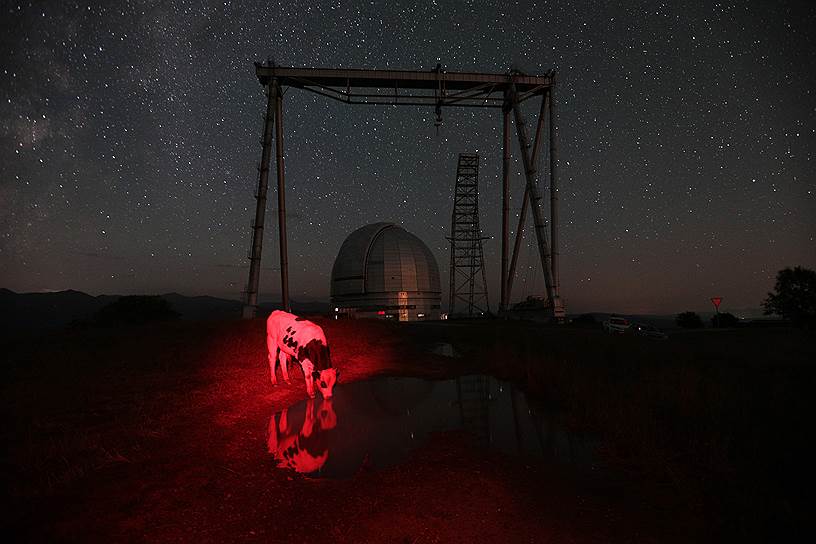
<box><xmin>508</xmin><ymin>81</ymin><xmax>563</xmax><ymax>318</ymax></box>
<box><xmin>242</xmin><ymin>83</ymin><xmax>276</xmax><ymax>318</ymax></box>
<box><xmin>549</xmin><ymin>85</ymin><xmax>560</xmax><ymax>298</ymax></box>
<box><xmin>274</xmin><ymin>81</ymin><xmax>291</xmax><ymax>313</ymax></box>
<box><xmin>506</xmin><ymin>89</ymin><xmax>549</xmax><ymax>305</ymax></box>
<box><xmin>500</xmin><ymin>97</ymin><xmax>510</xmax><ymax>313</ymax></box>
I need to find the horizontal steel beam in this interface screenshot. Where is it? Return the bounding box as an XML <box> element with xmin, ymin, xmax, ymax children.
<box><xmin>291</xmin><ymin>86</ymin><xmax>508</xmax><ymax>108</ymax></box>
<box><xmin>256</xmin><ymin>65</ymin><xmax>555</xmax><ymax>92</ymax></box>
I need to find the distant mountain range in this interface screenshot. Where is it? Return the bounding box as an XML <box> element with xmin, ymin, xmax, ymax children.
<box><xmin>0</xmin><ymin>288</ymin><xmax>774</xmax><ymax>334</ymax></box>
<box><xmin>0</xmin><ymin>288</ymin><xmax>329</xmax><ymax>332</ymax></box>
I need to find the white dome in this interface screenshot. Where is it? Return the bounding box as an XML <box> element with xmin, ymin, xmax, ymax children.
<box><xmin>330</xmin><ymin>223</ymin><xmax>441</xmax><ymax>321</ymax></box>
<box><xmin>331</xmin><ymin>223</ymin><xmax>441</xmax><ymax>297</ymax></box>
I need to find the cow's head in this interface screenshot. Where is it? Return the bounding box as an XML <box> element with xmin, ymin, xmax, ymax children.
<box><xmin>312</xmin><ymin>367</ymin><xmax>339</xmax><ymax>399</ymax></box>
<box><xmin>299</xmin><ymin>340</ymin><xmax>339</xmax><ymax>398</ymax></box>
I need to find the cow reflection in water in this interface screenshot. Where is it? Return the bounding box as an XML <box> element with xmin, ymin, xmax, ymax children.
<box><xmin>267</xmin><ymin>398</ymin><xmax>337</xmax><ymax>474</ymax></box>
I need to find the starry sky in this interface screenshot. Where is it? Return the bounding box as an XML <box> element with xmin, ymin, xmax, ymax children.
<box><xmin>1</xmin><ymin>0</ymin><xmax>814</xmax><ymax>315</ymax></box>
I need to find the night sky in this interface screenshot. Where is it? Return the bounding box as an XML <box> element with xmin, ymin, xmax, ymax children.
<box><xmin>1</xmin><ymin>0</ymin><xmax>814</xmax><ymax>315</ymax></box>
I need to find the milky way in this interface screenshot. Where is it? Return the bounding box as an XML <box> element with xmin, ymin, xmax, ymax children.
<box><xmin>1</xmin><ymin>0</ymin><xmax>814</xmax><ymax>314</ymax></box>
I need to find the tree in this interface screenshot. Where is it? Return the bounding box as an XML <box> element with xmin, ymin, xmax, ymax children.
<box><xmin>711</xmin><ymin>312</ymin><xmax>739</xmax><ymax>328</ymax></box>
<box><xmin>762</xmin><ymin>266</ymin><xmax>816</xmax><ymax>326</ymax></box>
<box><xmin>676</xmin><ymin>311</ymin><xmax>703</xmax><ymax>329</ymax></box>
<box><xmin>570</xmin><ymin>313</ymin><xmax>599</xmax><ymax>328</ymax></box>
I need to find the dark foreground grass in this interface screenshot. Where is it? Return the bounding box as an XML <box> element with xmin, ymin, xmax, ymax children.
<box><xmin>1</xmin><ymin>317</ymin><xmax>813</xmax><ymax>542</ymax></box>
<box><xmin>1</xmin><ymin>321</ymin><xmax>216</xmax><ymax>497</ymax></box>
<box><xmin>402</xmin><ymin>321</ymin><xmax>816</xmax><ymax>542</ymax></box>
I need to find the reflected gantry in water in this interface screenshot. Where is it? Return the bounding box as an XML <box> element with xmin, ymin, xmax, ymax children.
<box><xmin>267</xmin><ymin>375</ymin><xmax>596</xmax><ymax>478</ymax></box>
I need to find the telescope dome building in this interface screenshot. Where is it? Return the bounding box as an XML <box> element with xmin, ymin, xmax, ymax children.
<box><xmin>330</xmin><ymin>223</ymin><xmax>441</xmax><ymax>321</ymax></box>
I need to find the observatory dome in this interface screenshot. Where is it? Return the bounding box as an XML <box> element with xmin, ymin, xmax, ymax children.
<box><xmin>331</xmin><ymin>223</ymin><xmax>441</xmax><ymax>321</ymax></box>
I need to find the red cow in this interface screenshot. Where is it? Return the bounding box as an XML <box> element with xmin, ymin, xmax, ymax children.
<box><xmin>266</xmin><ymin>310</ymin><xmax>339</xmax><ymax>399</ymax></box>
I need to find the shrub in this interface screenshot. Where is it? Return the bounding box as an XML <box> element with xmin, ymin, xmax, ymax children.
<box><xmin>570</xmin><ymin>313</ymin><xmax>598</xmax><ymax>328</ymax></box>
<box><xmin>711</xmin><ymin>312</ymin><xmax>739</xmax><ymax>328</ymax></box>
<box><xmin>676</xmin><ymin>311</ymin><xmax>703</xmax><ymax>329</ymax></box>
<box><xmin>94</xmin><ymin>296</ymin><xmax>180</xmax><ymax>326</ymax></box>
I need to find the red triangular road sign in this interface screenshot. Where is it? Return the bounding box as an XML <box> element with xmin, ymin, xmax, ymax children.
<box><xmin>711</xmin><ymin>297</ymin><xmax>722</xmax><ymax>309</ymax></box>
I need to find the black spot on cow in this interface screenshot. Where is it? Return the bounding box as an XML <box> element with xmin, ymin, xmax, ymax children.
<box><xmin>286</xmin><ymin>326</ymin><xmax>293</xmax><ymax>333</ymax></box>
<box><xmin>297</xmin><ymin>339</ymin><xmax>332</xmax><ymax>370</ymax></box>
<box><xmin>281</xmin><ymin>334</ymin><xmax>298</xmax><ymax>350</ymax></box>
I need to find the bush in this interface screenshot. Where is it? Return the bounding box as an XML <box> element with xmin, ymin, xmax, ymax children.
<box><xmin>676</xmin><ymin>311</ymin><xmax>703</xmax><ymax>329</ymax></box>
<box><xmin>762</xmin><ymin>266</ymin><xmax>816</xmax><ymax>327</ymax></box>
<box><xmin>570</xmin><ymin>313</ymin><xmax>598</xmax><ymax>328</ymax></box>
<box><xmin>94</xmin><ymin>296</ymin><xmax>180</xmax><ymax>326</ymax></box>
<box><xmin>711</xmin><ymin>312</ymin><xmax>739</xmax><ymax>328</ymax></box>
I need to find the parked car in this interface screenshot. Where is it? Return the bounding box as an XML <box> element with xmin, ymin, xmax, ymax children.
<box><xmin>633</xmin><ymin>323</ymin><xmax>668</xmax><ymax>339</ymax></box>
<box><xmin>602</xmin><ymin>316</ymin><xmax>632</xmax><ymax>334</ymax></box>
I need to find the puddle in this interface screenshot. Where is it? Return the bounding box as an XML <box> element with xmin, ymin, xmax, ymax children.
<box><xmin>267</xmin><ymin>375</ymin><xmax>596</xmax><ymax>478</ymax></box>
<box><xmin>429</xmin><ymin>342</ymin><xmax>460</xmax><ymax>358</ymax></box>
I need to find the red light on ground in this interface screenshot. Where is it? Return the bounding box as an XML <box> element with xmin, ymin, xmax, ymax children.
<box><xmin>377</xmin><ymin>310</ymin><xmax>386</xmax><ymax>315</ymax></box>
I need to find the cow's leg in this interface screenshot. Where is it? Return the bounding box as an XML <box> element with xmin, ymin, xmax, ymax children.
<box><xmin>267</xmin><ymin>413</ymin><xmax>279</xmax><ymax>453</ymax></box>
<box><xmin>280</xmin><ymin>350</ymin><xmax>291</xmax><ymax>383</ymax></box>
<box><xmin>301</xmin><ymin>360</ymin><xmax>315</xmax><ymax>398</ymax></box>
<box><xmin>267</xmin><ymin>337</ymin><xmax>279</xmax><ymax>385</ymax></box>
<box><xmin>302</xmin><ymin>398</ymin><xmax>316</xmax><ymax>438</ymax></box>
<box><xmin>279</xmin><ymin>408</ymin><xmax>289</xmax><ymax>434</ymax></box>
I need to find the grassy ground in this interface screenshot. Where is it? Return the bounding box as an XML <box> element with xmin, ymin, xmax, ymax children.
<box><xmin>2</xmin><ymin>318</ymin><xmax>813</xmax><ymax>542</ymax></box>
<box><xmin>408</xmin><ymin>321</ymin><xmax>815</xmax><ymax>541</ymax></box>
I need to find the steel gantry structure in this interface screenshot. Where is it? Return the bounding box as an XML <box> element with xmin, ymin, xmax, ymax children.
<box><xmin>242</xmin><ymin>62</ymin><xmax>565</xmax><ymax>320</ymax></box>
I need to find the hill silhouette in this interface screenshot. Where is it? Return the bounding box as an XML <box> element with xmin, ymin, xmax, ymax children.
<box><xmin>0</xmin><ymin>289</ymin><xmax>329</xmax><ymax>333</ymax></box>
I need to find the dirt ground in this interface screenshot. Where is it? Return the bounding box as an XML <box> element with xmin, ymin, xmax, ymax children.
<box><xmin>2</xmin><ymin>317</ymin><xmax>808</xmax><ymax>542</ymax></box>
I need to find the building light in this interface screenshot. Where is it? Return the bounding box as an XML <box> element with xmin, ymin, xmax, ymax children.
<box><xmin>417</xmin><ymin>313</ymin><xmax>425</xmax><ymax>318</ymax></box>
<box><xmin>334</xmin><ymin>307</ymin><xmax>339</xmax><ymax>312</ymax></box>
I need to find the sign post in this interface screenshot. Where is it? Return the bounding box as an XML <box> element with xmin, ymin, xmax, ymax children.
<box><xmin>711</xmin><ymin>297</ymin><xmax>722</xmax><ymax>327</ymax></box>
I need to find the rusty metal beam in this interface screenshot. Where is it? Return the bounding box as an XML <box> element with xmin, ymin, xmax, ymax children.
<box><xmin>500</xmin><ymin>96</ymin><xmax>510</xmax><ymax>313</ymax></box>
<box><xmin>549</xmin><ymin>85</ymin><xmax>561</xmax><ymax>299</ymax></box>
<box><xmin>242</xmin><ymin>83</ymin><xmax>276</xmax><ymax>318</ymax></box>
<box><xmin>286</xmin><ymin>86</ymin><xmax>507</xmax><ymax>108</ymax></box>
<box><xmin>273</xmin><ymin>81</ymin><xmax>290</xmax><ymax>313</ymax></box>
<box><xmin>255</xmin><ymin>65</ymin><xmax>551</xmax><ymax>109</ymax></box>
<box><xmin>506</xmin><ymin>89</ymin><xmax>549</xmax><ymax>305</ymax></box>
<box><xmin>508</xmin><ymin>81</ymin><xmax>563</xmax><ymax>317</ymax></box>
<box><xmin>256</xmin><ymin>65</ymin><xmax>554</xmax><ymax>91</ymax></box>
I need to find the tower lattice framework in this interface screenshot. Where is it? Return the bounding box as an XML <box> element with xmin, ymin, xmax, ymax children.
<box><xmin>448</xmin><ymin>154</ymin><xmax>490</xmax><ymax>317</ymax></box>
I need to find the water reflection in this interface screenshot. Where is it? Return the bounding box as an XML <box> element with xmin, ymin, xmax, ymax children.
<box><xmin>267</xmin><ymin>398</ymin><xmax>337</xmax><ymax>473</ymax></box>
<box><xmin>266</xmin><ymin>375</ymin><xmax>595</xmax><ymax>478</ymax></box>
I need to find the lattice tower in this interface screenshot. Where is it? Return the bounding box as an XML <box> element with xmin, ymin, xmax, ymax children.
<box><xmin>448</xmin><ymin>154</ymin><xmax>490</xmax><ymax>317</ymax></box>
